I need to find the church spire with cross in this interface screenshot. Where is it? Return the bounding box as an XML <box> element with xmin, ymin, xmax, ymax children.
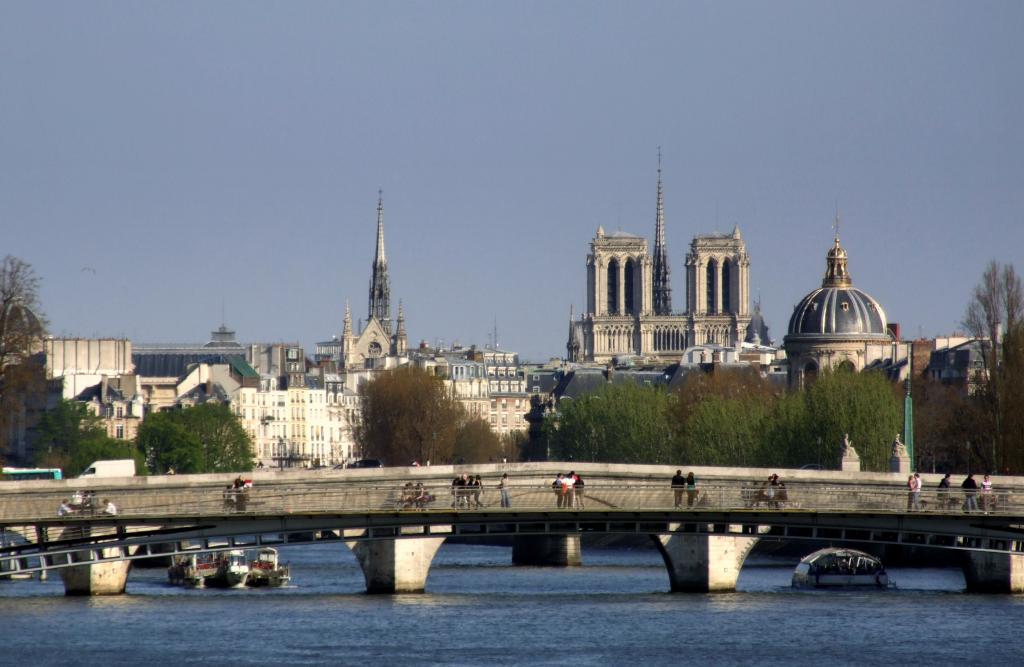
<box><xmin>368</xmin><ymin>190</ymin><xmax>392</xmax><ymax>334</ymax></box>
<box><xmin>652</xmin><ymin>147</ymin><xmax>672</xmax><ymax>315</ymax></box>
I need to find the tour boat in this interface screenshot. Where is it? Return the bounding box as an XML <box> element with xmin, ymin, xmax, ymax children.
<box><xmin>246</xmin><ymin>547</ymin><xmax>290</xmax><ymax>587</ymax></box>
<box><xmin>168</xmin><ymin>550</ymin><xmax>250</xmax><ymax>588</ymax></box>
<box><xmin>792</xmin><ymin>547</ymin><xmax>890</xmax><ymax>589</ymax></box>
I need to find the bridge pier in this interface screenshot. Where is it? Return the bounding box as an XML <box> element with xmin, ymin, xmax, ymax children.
<box><xmin>652</xmin><ymin>527</ymin><xmax>760</xmax><ymax>592</ymax></box>
<box><xmin>59</xmin><ymin>550</ymin><xmax>132</xmax><ymax>596</ymax></box>
<box><xmin>511</xmin><ymin>535</ymin><xmax>582</xmax><ymax>566</ymax></box>
<box><xmin>963</xmin><ymin>549</ymin><xmax>1024</xmax><ymax>594</ymax></box>
<box><xmin>346</xmin><ymin>537</ymin><xmax>445</xmax><ymax>593</ymax></box>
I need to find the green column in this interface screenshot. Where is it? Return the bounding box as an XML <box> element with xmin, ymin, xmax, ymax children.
<box><xmin>904</xmin><ymin>349</ymin><xmax>914</xmax><ymax>468</ymax></box>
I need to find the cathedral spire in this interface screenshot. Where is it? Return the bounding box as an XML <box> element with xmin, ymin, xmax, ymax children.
<box><xmin>375</xmin><ymin>189</ymin><xmax>387</xmax><ymax>265</ymax></box>
<box><xmin>652</xmin><ymin>147</ymin><xmax>672</xmax><ymax>315</ymax></box>
<box><xmin>566</xmin><ymin>304</ymin><xmax>580</xmax><ymax>362</ymax></box>
<box><xmin>368</xmin><ymin>190</ymin><xmax>392</xmax><ymax>334</ymax></box>
<box><xmin>343</xmin><ymin>300</ymin><xmax>352</xmax><ymax>338</ymax></box>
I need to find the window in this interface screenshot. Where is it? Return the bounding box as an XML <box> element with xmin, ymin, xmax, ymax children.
<box><xmin>116</xmin><ymin>424</ymin><xmax>124</xmax><ymax>439</ymax></box>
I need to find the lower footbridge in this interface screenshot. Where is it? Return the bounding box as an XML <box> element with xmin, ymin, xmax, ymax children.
<box><xmin>3</xmin><ymin>464</ymin><xmax>1024</xmax><ymax>595</ymax></box>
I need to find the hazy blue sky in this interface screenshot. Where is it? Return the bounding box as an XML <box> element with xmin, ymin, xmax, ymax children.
<box><xmin>3</xmin><ymin>1</ymin><xmax>1022</xmax><ymax>361</ymax></box>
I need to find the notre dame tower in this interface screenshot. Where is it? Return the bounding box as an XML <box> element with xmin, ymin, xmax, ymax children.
<box><xmin>569</xmin><ymin>156</ymin><xmax>752</xmax><ymax>363</ymax></box>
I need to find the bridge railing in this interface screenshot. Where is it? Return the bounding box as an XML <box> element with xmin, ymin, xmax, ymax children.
<box><xmin>0</xmin><ymin>481</ymin><xmax>1018</xmax><ymax>524</ymax></box>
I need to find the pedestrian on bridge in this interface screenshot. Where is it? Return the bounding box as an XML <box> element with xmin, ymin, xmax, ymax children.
<box><xmin>499</xmin><ymin>473</ymin><xmax>511</xmax><ymax>508</ymax></box>
<box><xmin>553</xmin><ymin>473</ymin><xmax>565</xmax><ymax>508</ymax></box>
<box><xmin>686</xmin><ymin>472</ymin><xmax>698</xmax><ymax>508</ymax></box>
<box><xmin>573</xmin><ymin>473</ymin><xmax>585</xmax><ymax>508</ymax></box>
<box><xmin>672</xmin><ymin>470</ymin><xmax>685</xmax><ymax>508</ymax></box>
<box><xmin>908</xmin><ymin>473</ymin><xmax>922</xmax><ymax>511</ymax></box>
<box><xmin>981</xmin><ymin>474</ymin><xmax>993</xmax><ymax>513</ymax></box>
<box><xmin>937</xmin><ymin>473</ymin><xmax>952</xmax><ymax>509</ymax></box>
<box><xmin>563</xmin><ymin>472</ymin><xmax>577</xmax><ymax>509</ymax></box>
<box><xmin>962</xmin><ymin>474</ymin><xmax>980</xmax><ymax>513</ymax></box>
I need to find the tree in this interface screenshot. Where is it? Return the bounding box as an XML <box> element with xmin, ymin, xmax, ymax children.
<box><xmin>0</xmin><ymin>256</ymin><xmax>47</xmax><ymax>462</ymax></box>
<box><xmin>34</xmin><ymin>398</ymin><xmax>144</xmax><ymax>475</ymax></box>
<box><xmin>963</xmin><ymin>261</ymin><xmax>1024</xmax><ymax>472</ymax></box>
<box><xmin>136</xmin><ymin>403</ymin><xmax>253</xmax><ymax>473</ymax></box>
<box><xmin>499</xmin><ymin>429</ymin><xmax>529</xmax><ymax>463</ymax></box>
<box><xmin>995</xmin><ymin>321</ymin><xmax>1024</xmax><ymax>472</ymax></box>
<box><xmin>546</xmin><ymin>383</ymin><xmax>675</xmax><ymax>463</ymax></box>
<box><xmin>671</xmin><ymin>368</ymin><xmax>780</xmax><ymax>466</ymax></box>
<box><xmin>453</xmin><ymin>417</ymin><xmax>503</xmax><ymax>463</ymax></box>
<box><xmin>354</xmin><ymin>366</ymin><xmax>463</xmax><ymax>465</ymax></box>
<box><xmin>911</xmin><ymin>378</ymin><xmax>976</xmax><ymax>473</ymax></box>
<box><xmin>799</xmin><ymin>369</ymin><xmax>902</xmax><ymax>472</ymax></box>
<box><xmin>679</xmin><ymin>393</ymin><xmax>773</xmax><ymax>467</ymax></box>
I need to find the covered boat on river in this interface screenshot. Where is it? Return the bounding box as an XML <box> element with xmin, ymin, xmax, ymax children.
<box><xmin>792</xmin><ymin>547</ymin><xmax>890</xmax><ymax>588</ymax></box>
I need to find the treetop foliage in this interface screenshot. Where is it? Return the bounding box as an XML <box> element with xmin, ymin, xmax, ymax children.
<box><xmin>354</xmin><ymin>366</ymin><xmax>463</xmax><ymax>465</ymax></box>
<box><xmin>136</xmin><ymin>403</ymin><xmax>253</xmax><ymax>474</ymax></box>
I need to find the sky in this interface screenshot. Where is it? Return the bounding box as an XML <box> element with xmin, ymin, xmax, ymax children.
<box><xmin>2</xmin><ymin>1</ymin><xmax>1022</xmax><ymax>362</ymax></box>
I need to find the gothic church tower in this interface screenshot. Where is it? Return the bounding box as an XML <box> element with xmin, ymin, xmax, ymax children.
<box><xmin>368</xmin><ymin>190</ymin><xmax>392</xmax><ymax>334</ymax></box>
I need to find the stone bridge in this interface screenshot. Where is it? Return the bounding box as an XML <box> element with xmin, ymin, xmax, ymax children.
<box><xmin>2</xmin><ymin>463</ymin><xmax>1023</xmax><ymax>595</ymax></box>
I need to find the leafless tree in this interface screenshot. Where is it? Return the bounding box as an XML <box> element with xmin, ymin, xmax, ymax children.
<box><xmin>962</xmin><ymin>260</ymin><xmax>1024</xmax><ymax>472</ymax></box>
<box><xmin>0</xmin><ymin>256</ymin><xmax>48</xmax><ymax>462</ymax></box>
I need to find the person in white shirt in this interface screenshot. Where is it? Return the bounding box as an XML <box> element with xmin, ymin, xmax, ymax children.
<box><xmin>562</xmin><ymin>472</ymin><xmax>576</xmax><ymax>509</ymax></box>
<box><xmin>102</xmin><ymin>499</ymin><xmax>117</xmax><ymax>516</ymax></box>
<box><xmin>910</xmin><ymin>473</ymin><xmax>922</xmax><ymax>511</ymax></box>
<box><xmin>980</xmin><ymin>474</ymin><xmax>994</xmax><ymax>512</ymax></box>
<box><xmin>58</xmin><ymin>499</ymin><xmax>72</xmax><ymax>517</ymax></box>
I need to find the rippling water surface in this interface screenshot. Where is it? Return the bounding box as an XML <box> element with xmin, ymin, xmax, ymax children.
<box><xmin>2</xmin><ymin>544</ymin><xmax>1022</xmax><ymax>666</ymax></box>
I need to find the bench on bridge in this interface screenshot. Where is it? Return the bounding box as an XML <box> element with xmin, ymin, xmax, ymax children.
<box><xmin>742</xmin><ymin>484</ymin><xmax>791</xmax><ymax>510</ymax></box>
<box><xmin>394</xmin><ymin>484</ymin><xmax>437</xmax><ymax>511</ymax></box>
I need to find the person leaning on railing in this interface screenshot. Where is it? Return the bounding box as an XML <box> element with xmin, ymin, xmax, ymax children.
<box><xmin>685</xmin><ymin>472</ymin><xmax>698</xmax><ymax>508</ymax></box>
<box><xmin>980</xmin><ymin>474</ymin><xmax>994</xmax><ymax>513</ymax></box>
<box><xmin>937</xmin><ymin>473</ymin><xmax>952</xmax><ymax>509</ymax></box>
<box><xmin>961</xmin><ymin>474</ymin><xmax>980</xmax><ymax>513</ymax></box>
<box><xmin>672</xmin><ymin>470</ymin><xmax>685</xmax><ymax>508</ymax></box>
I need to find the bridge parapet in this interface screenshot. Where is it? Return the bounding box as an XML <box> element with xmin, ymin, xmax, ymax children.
<box><xmin>2</xmin><ymin>481</ymin><xmax>1023</xmax><ymax>523</ymax></box>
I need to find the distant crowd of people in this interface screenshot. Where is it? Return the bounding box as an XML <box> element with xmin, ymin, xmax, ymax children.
<box><xmin>551</xmin><ymin>471</ymin><xmax>585</xmax><ymax>508</ymax></box>
<box><xmin>58</xmin><ymin>491</ymin><xmax>116</xmax><ymax>517</ymax></box>
<box><xmin>935</xmin><ymin>472</ymin><xmax>996</xmax><ymax>513</ymax></box>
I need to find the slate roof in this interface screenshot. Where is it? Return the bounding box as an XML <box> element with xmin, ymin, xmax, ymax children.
<box><xmin>132</xmin><ymin>352</ymin><xmax>250</xmax><ymax>378</ymax></box>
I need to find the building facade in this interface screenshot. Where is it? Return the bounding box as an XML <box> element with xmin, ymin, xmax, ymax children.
<box><xmin>570</xmin><ymin>160</ymin><xmax>752</xmax><ymax>363</ymax></box>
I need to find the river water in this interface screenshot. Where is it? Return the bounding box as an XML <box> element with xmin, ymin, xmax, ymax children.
<box><xmin>1</xmin><ymin>543</ymin><xmax>1022</xmax><ymax>665</ymax></box>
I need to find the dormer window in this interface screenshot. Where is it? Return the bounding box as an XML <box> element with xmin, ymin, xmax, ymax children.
<box><xmin>841</xmin><ymin>302</ymin><xmax>850</xmax><ymax>312</ymax></box>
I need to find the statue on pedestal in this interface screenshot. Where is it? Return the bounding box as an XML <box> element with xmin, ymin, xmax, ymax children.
<box><xmin>889</xmin><ymin>433</ymin><xmax>910</xmax><ymax>474</ymax></box>
<box><xmin>891</xmin><ymin>434</ymin><xmax>907</xmax><ymax>458</ymax></box>
<box><xmin>841</xmin><ymin>433</ymin><xmax>859</xmax><ymax>460</ymax></box>
<box><xmin>840</xmin><ymin>432</ymin><xmax>860</xmax><ymax>472</ymax></box>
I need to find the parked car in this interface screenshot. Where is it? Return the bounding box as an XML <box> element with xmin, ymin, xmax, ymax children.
<box><xmin>346</xmin><ymin>459</ymin><xmax>384</xmax><ymax>469</ymax></box>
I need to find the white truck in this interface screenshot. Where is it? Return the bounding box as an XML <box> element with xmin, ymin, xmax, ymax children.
<box><xmin>79</xmin><ymin>459</ymin><xmax>137</xmax><ymax>478</ymax></box>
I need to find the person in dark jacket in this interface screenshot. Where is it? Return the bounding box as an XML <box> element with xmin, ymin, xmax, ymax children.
<box><xmin>961</xmin><ymin>474</ymin><xmax>980</xmax><ymax>513</ymax></box>
<box><xmin>671</xmin><ymin>470</ymin><xmax>685</xmax><ymax>507</ymax></box>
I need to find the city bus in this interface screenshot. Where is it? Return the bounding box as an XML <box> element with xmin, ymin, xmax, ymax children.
<box><xmin>1</xmin><ymin>467</ymin><xmax>63</xmax><ymax>481</ymax></box>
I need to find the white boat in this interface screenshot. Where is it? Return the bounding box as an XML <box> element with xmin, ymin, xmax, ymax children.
<box><xmin>246</xmin><ymin>547</ymin><xmax>290</xmax><ymax>587</ymax></box>
<box><xmin>168</xmin><ymin>550</ymin><xmax>250</xmax><ymax>588</ymax></box>
<box><xmin>792</xmin><ymin>547</ymin><xmax>890</xmax><ymax>589</ymax></box>
<box><xmin>168</xmin><ymin>553</ymin><xmax>218</xmax><ymax>587</ymax></box>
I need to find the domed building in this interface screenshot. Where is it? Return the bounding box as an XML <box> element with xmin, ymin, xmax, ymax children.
<box><xmin>783</xmin><ymin>233</ymin><xmax>899</xmax><ymax>387</ymax></box>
